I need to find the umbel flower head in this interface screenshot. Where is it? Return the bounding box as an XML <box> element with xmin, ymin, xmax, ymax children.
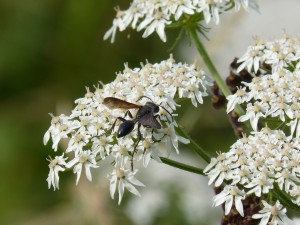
<box><xmin>204</xmin><ymin>128</ymin><xmax>299</xmax><ymax>223</ymax></box>
<box><xmin>104</xmin><ymin>0</ymin><xmax>259</xmax><ymax>43</ymax></box>
<box><xmin>252</xmin><ymin>200</ymin><xmax>294</xmax><ymax>225</ymax></box>
<box><xmin>44</xmin><ymin>55</ymin><xmax>210</xmax><ymax>203</ymax></box>
<box><xmin>227</xmin><ymin>35</ymin><xmax>300</xmax><ymax>137</ymax></box>
<box><xmin>237</xmin><ymin>35</ymin><xmax>300</xmax><ymax>74</ymax></box>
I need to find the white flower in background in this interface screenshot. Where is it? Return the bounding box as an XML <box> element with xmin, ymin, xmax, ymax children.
<box><xmin>46</xmin><ymin>154</ymin><xmax>67</xmax><ymax>190</ymax></box>
<box><xmin>252</xmin><ymin>200</ymin><xmax>294</xmax><ymax>225</ymax></box>
<box><xmin>237</xmin><ymin>44</ymin><xmax>265</xmax><ymax>73</ymax></box>
<box><xmin>244</xmin><ymin>173</ymin><xmax>274</xmax><ymax>197</ymax></box>
<box><xmin>66</xmin><ymin>150</ymin><xmax>98</xmax><ymax>185</ymax></box>
<box><xmin>137</xmin><ymin>9</ymin><xmax>171</xmax><ymax>42</ymax></box>
<box><xmin>237</xmin><ymin>35</ymin><xmax>300</xmax><ymax>73</ymax></box>
<box><xmin>205</xmin><ymin>129</ymin><xmax>300</xmax><ymax>215</ymax></box>
<box><xmin>234</xmin><ymin>0</ymin><xmax>259</xmax><ymax>11</ymax></box>
<box><xmin>111</xmin><ymin>137</ymin><xmax>135</xmax><ymax>165</ymax></box>
<box><xmin>212</xmin><ymin>185</ymin><xmax>245</xmax><ymax>217</ymax></box>
<box><xmin>108</xmin><ymin>167</ymin><xmax>145</xmax><ymax>204</ymax></box>
<box><xmin>153</xmin><ymin>122</ymin><xmax>190</xmax><ymax>155</ymax></box>
<box><xmin>43</xmin><ymin>114</ymin><xmax>80</xmax><ymax>151</ymax></box>
<box><xmin>44</xmin><ymin>55</ymin><xmax>210</xmax><ymax>202</ymax></box>
<box><xmin>104</xmin><ymin>0</ymin><xmax>259</xmax><ymax>42</ymax></box>
<box><xmin>226</xmin><ymin>86</ymin><xmax>250</xmax><ymax>112</ymax></box>
<box><xmin>214</xmin><ymin>35</ymin><xmax>300</xmax><ymax>219</ymax></box>
<box><xmin>238</xmin><ymin>102</ymin><xmax>267</xmax><ymax>131</ymax></box>
<box><xmin>227</xmin><ymin>67</ymin><xmax>300</xmax><ymax>135</ymax></box>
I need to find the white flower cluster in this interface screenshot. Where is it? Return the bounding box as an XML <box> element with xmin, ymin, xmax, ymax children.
<box><xmin>227</xmin><ymin>69</ymin><xmax>300</xmax><ymax>136</ymax></box>
<box><xmin>252</xmin><ymin>200</ymin><xmax>293</xmax><ymax>225</ymax></box>
<box><xmin>204</xmin><ymin>128</ymin><xmax>297</xmax><ymax>224</ymax></box>
<box><xmin>104</xmin><ymin>0</ymin><xmax>259</xmax><ymax>43</ymax></box>
<box><xmin>227</xmin><ymin>36</ymin><xmax>300</xmax><ymax>137</ymax></box>
<box><xmin>237</xmin><ymin>35</ymin><xmax>300</xmax><ymax>74</ymax></box>
<box><xmin>44</xmin><ymin>55</ymin><xmax>210</xmax><ymax>204</ymax></box>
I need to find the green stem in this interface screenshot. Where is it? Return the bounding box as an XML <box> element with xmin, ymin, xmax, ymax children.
<box><xmin>176</xmin><ymin>126</ymin><xmax>211</xmax><ymax>163</ymax></box>
<box><xmin>188</xmin><ymin>28</ymin><xmax>231</xmax><ymax>97</ymax></box>
<box><xmin>188</xmin><ymin>27</ymin><xmax>245</xmax><ymax>117</ymax></box>
<box><xmin>160</xmin><ymin>157</ymin><xmax>204</xmax><ymax>175</ymax></box>
<box><xmin>273</xmin><ymin>184</ymin><xmax>300</xmax><ymax>212</ymax></box>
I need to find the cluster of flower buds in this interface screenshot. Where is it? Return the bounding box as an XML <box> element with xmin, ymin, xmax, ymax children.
<box><xmin>44</xmin><ymin>55</ymin><xmax>210</xmax><ymax>204</ymax></box>
<box><xmin>104</xmin><ymin>0</ymin><xmax>259</xmax><ymax>43</ymax></box>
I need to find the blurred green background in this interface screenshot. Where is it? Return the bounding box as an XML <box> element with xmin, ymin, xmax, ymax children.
<box><xmin>0</xmin><ymin>1</ymin><xmax>236</xmax><ymax>224</ymax></box>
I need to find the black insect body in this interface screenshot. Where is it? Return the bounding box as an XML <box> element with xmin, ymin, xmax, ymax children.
<box><xmin>135</xmin><ymin>101</ymin><xmax>161</xmax><ymax>129</ymax></box>
<box><xmin>103</xmin><ymin>96</ymin><xmax>173</xmax><ymax>169</ymax></box>
<box><xmin>117</xmin><ymin>120</ymin><xmax>135</xmax><ymax>138</ymax></box>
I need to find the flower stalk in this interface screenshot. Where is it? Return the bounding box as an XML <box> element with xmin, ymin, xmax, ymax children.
<box><xmin>188</xmin><ymin>27</ymin><xmax>246</xmax><ymax>117</ymax></box>
<box><xmin>160</xmin><ymin>157</ymin><xmax>204</xmax><ymax>175</ymax></box>
<box><xmin>175</xmin><ymin>126</ymin><xmax>211</xmax><ymax>163</ymax></box>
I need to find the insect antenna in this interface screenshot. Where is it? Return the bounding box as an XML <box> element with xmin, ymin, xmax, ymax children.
<box><xmin>136</xmin><ymin>95</ymin><xmax>153</xmax><ymax>102</ymax></box>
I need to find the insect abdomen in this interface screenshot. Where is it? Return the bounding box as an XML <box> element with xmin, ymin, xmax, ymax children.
<box><xmin>117</xmin><ymin>120</ymin><xmax>135</xmax><ymax>138</ymax></box>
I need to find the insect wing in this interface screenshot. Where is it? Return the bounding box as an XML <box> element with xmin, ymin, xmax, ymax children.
<box><xmin>139</xmin><ymin>113</ymin><xmax>161</xmax><ymax>129</ymax></box>
<box><xmin>103</xmin><ymin>97</ymin><xmax>140</xmax><ymax>109</ymax></box>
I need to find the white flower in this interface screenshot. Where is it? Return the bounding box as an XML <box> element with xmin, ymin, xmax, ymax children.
<box><xmin>108</xmin><ymin>167</ymin><xmax>145</xmax><ymax>204</ymax></box>
<box><xmin>92</xmin><ymin>134</ymin><xmax>114</xmax><ymax>159</ymax></box>
<box><xmin>237</xmin><ymin>44</ymin><xmax>265</xmax><ymax>73</ymax></box>
<box><xmin>66</xmin><ymin>150</ymin><xmax>98</xmax><ymax>185</ymax></box>
<box><xmin>172</xmin><ymin>0</ymin><xmax>195</xmax><ymax>20</ymax></box>
<box><xmin>104</xmin><ymin>0</ymin><xmax>259</xmax><ymax>42</ymax></box>
<box><xmin>206</xmin><ymin>128</ymin><xmax>300</xmax><ymax>214</ymax></box>
<box><xmin>137</xmin><ymin>10</ymin><xmax>171</xmax><ymax>42</ymax></box>
<box><xmin>111</xmin><ymin>137</ymin><xmax>135</xmax><ymax>166</ymax></box>
<box><xmin>204</xmin><ymin>152</ymin><xmax>227</xmax><ymax>173</ymax></box>
<box><xmin>245</xmin><ymin>173</ymin><xmax>274</xmax><ymax>197</ymax></box>
<box><xmin>65</xmin><ymin>130</ymin><xmax>90</xmax><ymax>154</ymax></box>
<box><xmin>237</xmin><ymin>35</ymin><xmax>300</xmax><ymax>73</ymax></box>
<box><xmin>44</xmin><ymin>56</ymin><xmax>207</xmax><ymax>201</ymax></box>
<box><xmin>103</xmin><ymin>7</ymin><xmax>127</xmax><ymax>43</ymax></box>
<box><xmin>43</xmin><ymin>114</ymin><xmax>80</xmax><ymax>151</ymax></box>
<box><xmin>226</xmin><ymin>39</ymin><xmax>300</xmax><ymax>135</ymax></box>
<box><xmin>209</xmin><ymin>164</ymin><xmax>231</xmax><ymax>187</ymax></box>
<box><xmin>289</xmin><ymin>185</ymin><xmax>300</xmax><ymax>206</ymax></box>
<box><xmin>226</xmin><ymin>87</ymin><xmax>250</xmax><ymax>112</ymax></box>
<box><xmin>199</xmin><ymin>1</ymin><xmax>221</xmax><ymax>24</ymax></box>
<box><xmin>141</xmin><ymin>141</ymin><xmax>163</xmax><ymax>167</ymax></box>
<box><xmin>238</xmin><ymin>102</ymin><xmax>267</xmax><ymax>131</ymax></box>
<box><xmin>212</xmin><ymin>185</ymin><xmax>245</xmax><ymax>217</ymax></box>
<box><xmin>46</xmin><ymin>154</ymin><xmax>67</xmax><ymax>190</ymax></box>
<box><xmin>275</xmin><ymin>168</ymin><xmax>300</xmax><ymax>192</ymax></box>
<box><xmin>154</xmin><ymin>122</ymin><xmax>190</xmax><ymax>155</ymax></box>
<box><xmin>252</xmin><ymin>200</ymin><xmax>294</xmax><ymax>225</ymax></box>
<box><xmin>234</xmin><ymin>0</ymin><xmax>259</xmax><ymax>12</ymax></box>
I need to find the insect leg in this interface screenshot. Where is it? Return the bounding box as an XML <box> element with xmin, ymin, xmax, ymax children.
<box><xmin>124</xmin><ymin>110</ymin><xmax>133</xmax><ymax>119</ymax></box>
<box><xmin>131</xmin><ymin>123</ymin><xmax>142</xmax><ymax>171</ymax></box>
<box><xmin>111</xmin><ymin>109</ymin><xmax>133</xmax><ymax>132</ymax></box>
<box><xmin>111</xmin><ymin>117</ymin><xmax>127</xmax><ymax>132</ymax></box>
<box><xmin>134</xmin><ymin>123</ymin><xmax>142</xmax><ymax>153</ymax></box>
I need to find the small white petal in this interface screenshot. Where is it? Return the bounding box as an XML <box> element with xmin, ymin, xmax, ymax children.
<box><xmin>118</xmin><ymin>180</ymin><xmax>125</xmax><ymax>205</ymax></box>
<box><xmin>109</xmin><ymin>176</ymin><xmax>117</xmax><ymax>199</ymax></box>
<box><xmin>125</xmin><ymin>182</ymin><xmax>141</xmax><ymax>197</ymax></box>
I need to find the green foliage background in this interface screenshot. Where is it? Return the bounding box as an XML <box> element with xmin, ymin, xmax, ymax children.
<box><xmin>0</xmin><ymin>1</ymin><xmax>235</xmax><ymax>224</ymax></box>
